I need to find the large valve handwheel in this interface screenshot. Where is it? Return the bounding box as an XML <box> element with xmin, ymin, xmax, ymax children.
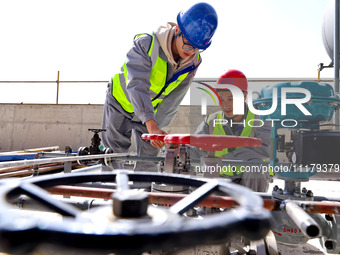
<box><xmin>0</xmin><ymin>171</ymin><xmax>271</xmax><ymax>254</ymax></box>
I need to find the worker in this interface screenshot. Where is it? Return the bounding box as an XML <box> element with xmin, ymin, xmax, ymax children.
<box><xmin>190</xmin><ymin>69</ymin><xmax>271</xmax><ymax>192</ymax></box>
<box><xmin>101</xmin><ymin>3</ymin><xmax>218</xmax><ymax>179</ymax></box>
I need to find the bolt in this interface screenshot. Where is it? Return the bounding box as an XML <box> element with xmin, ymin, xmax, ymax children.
<box><xmin>65</xmin><ymin>146</ymin><xmax>72</xmax><ymax>154</ymax></box>
<box><xmin>273</xmin><ymin>185</ymin><xmax>279</xmax><ymax>191</ymax></box>
<box><xmin>248</xmin><ymin>249</ymin><xmax>257</xmax><ymax>255</ymax></box>
<box><xmin>277</xmin><ymin>188</ymin><xmax>283</xmax><ymax>195</ymax></box>
<box><xmin>325</xmin><ymin>240</ymin><xmax>334</xmax><ymax>250</ymax></box>
<box><xmin>306</xmin><ymin>190</ymin><xmax>314</xmax><ymax>197</ymax></box>
<box><xmin>325</xmin><ymin>214</ymin><xmax>334</xmax><ymax>221</ymax></box>
<box><xmin>301</xmin><ymin>187</ymin><xmax>307</xmax><ymax>193</ymax></box>
<box><xmin>186</xmin><ymin>208</ymin><xmax>197</xmax><ymax>217</ymax></box>
<box><xmin>294</xmin><ymin>191</ymin><xmax>301</xmax><ymax>198</ymax></box>
<box><xmin>159</xmin><ymin>161</ymin><xmax>165</xmax><ymax>173</ymax></box>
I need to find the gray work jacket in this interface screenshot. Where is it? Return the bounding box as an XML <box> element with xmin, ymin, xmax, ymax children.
<box><xmin>107</xmin><ymin>33</ymin><xmax>201</xmax><ymax>128</ymax></box>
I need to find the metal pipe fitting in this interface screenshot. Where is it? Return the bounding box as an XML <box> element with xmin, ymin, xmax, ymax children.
<box><xmin>285</xmin><ymin>201</ymin><xmax>321</xmax><ymax>238</ymax></box>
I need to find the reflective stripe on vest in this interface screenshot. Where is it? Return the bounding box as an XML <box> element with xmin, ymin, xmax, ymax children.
<box><xmin>111</xmin><ymin>33</ymin><xmax>199</xmax><ymax>113</ymax></box>
<box><xmin>210</xmin><ymin>110</ymin><xmax>255</xmax><ymax>176</ymax></box>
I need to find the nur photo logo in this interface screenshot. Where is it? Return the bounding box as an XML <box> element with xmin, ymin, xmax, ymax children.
<box><xmin>196</xmin><ymin>82</ymin><xmax>312</xmax><ymax>128</ymax></box>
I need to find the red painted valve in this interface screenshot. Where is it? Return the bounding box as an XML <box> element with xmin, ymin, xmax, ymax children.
<box><xmin>141</xmin><ymin>134</ymin><xmax>166</xmax><ymax>141</ymax></box>
<box><xmin>142</xmin><ymin>134</ymin><xmax>262</xmax><ymax>151</ymax></box>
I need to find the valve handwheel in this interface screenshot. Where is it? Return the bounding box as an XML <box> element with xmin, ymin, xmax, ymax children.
<box><xmin>141</xmin><ymin>133</ymin><xmax>167</xmax><ymax>141</ymax></box>
<box><xmin>0</xmin><ymin>171</ymin><xmax>270</xmax><ymax>254</ymax></box>
<box><xmin>142</xmin><ymin>134</ymin><xmax>262</xmax><ymax>151</ymax></box>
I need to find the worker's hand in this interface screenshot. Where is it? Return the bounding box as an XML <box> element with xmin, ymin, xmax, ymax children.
<box><xmin>145</xmin><ymin>119</ymin><xmax>167</xmax><ymax>149</ymax></box>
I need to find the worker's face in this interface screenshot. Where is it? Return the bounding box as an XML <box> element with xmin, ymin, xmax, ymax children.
<box><xmin>218</xmin><ymin>90</ymin><xmax>247</xmax><ymax>118</ymax></box>
<box><xmin>175</xmin><ymin>28</ymin><xmax>199</xmax><ymax>59</ymax></box>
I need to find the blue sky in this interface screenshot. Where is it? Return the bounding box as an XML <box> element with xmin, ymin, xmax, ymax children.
<box><xmin>0</xmin><ymin>0</ymin><xmax>335</xmax><ymax>104</ymax></box>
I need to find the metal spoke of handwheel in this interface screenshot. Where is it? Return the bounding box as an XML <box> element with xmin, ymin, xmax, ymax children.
<box><xmin>115</xmin><ymin>171</ymin><xmax>130</xmax><ymax>191</ymax></box>
<box><xmin>170</xmin><ymin>180</ymin><xmax>219</xmax><ymax>215</ymax></box>
<box><xmin>20</xmin><ymin>183</ymin><xmax>80</xmax><ymax>217</ymax></box>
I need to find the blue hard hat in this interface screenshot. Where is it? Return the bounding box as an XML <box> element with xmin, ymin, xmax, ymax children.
<box><xmin>177</xmin><ymin>2</ymin><xmax>218</xmax><ymax>50</ymax></box>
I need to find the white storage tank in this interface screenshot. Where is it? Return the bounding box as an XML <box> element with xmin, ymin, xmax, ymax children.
<box><xmin>322</xmin><ymin>0</ymin><xmax>338</xmax><ymax>60</ymax></box>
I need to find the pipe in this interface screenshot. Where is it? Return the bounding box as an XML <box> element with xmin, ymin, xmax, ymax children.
<box><xmin>46</xmin><ymin>185</ymin><xmax>340</xmax><ymax>215</ymax></box>
<box><xmin>335</xmin><ymin>0</ymin><xmax>340</xmax><ymax>129</ymax></box>
<box><xmin>71</xmin><ymin>164</ymin><xmax>102</xmax><ymax>173</ymax></box>
<box><xmin>0</xmin><ymin>151</ymin><xmax>293</xmax><ymax>170</ymax></box>
<box><xmin>0</xmin><ymin>163</ymin><xmax>78</xmax><ymax>179</ymax></box>
<box><xmin>0</xmin><ymin>146</ymin><xmax>59</xmax><ymax>155</ymax></box>
<box><xmin>0</xmin><ymin>152</ymin><xmax>130</xmax><ymax>168</ymax></box>
<box><xmin>114</xmin><ymin>155</ymin><xmax>291</xmax><ymax>168</ymax></box>
<box><xmin>297</xmin><ymin>200</ymin><xmax>340</xmax><ymax>215</ymax></box>
<box><xmin>285</xmin><ymin>201</ymin><xmax>321</xmax><ymax>238</ymax></box>
<box><xmin>15</xmin><ymin>196</ymin><xmax>111</xmax><ymax>212</ymax></box>
<box><xmin>0</xmin><ymin>163</ymin><xmax>62</xmax><ymax>174</ymax></box>
<box><xmin>56</xmin><ymin>71</ymin><xmax>60</xmax><ymax>104</ymax></box>
<box><xmin>47</xmin><ymin>185</ymin><xmax>242</xmax><ymax>208</ymax></box>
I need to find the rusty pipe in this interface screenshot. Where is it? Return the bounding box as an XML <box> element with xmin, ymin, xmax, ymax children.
<box><xmin>47</xmin><ymin>185</ymin><xmax>241</xmax><ymax>208</ymax></box>
<box><xmin>47</xmin><ymin>185</ymin><xmax>280</xmax><ymax>210</ymax></box>
<box><xmin>0</xmin><ymin>163</ymin><xmax>76</xmax><ymax>179</ymax></box>
<box><xmin>46</xmin><ymin>185</ymin><xmax>340</xmax><ymax>215</ymax></box>
<box><xmin>0</xmin><ymin>163</ymin><xmax>63</xmax><ymax>174</ymax></box>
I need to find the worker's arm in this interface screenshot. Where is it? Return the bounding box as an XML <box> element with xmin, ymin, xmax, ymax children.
<box><xmin>145</xmin><ymin>119</ymin><xmax>167</xmax><ymax>148</ymax></box>
<box><xmin>125</xmin><ymin>34</ymin><xmax>156</xmax><ymax>124</ymax></box>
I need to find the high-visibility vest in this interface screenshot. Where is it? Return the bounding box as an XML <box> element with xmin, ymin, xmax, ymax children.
<box><xmin>208</xmin><ymin>110</ymin><xmax>255</xmax><ymax>176</ymax></box>
<box><xmin>111</xmin><ymin>33</ymin><xmax>200</xmax><ymax>113</ymax></box>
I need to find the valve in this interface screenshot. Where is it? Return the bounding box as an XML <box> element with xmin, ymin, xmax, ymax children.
<box><xmin>77</xmin><ymin>129</ymin><xmax>113</xmax><ymax>166</ymax></box>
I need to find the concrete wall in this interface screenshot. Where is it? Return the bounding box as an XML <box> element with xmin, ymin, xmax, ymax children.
<box><xmin>0</xmin><ymin>104</ymin><xmax>104</xmax><ymax>152</ymax></box>
<box><xmin>0</xmin><ymin>104</ymin><xmax>214</xmax><ymax>152</ymax></box>
<box><xmin>2</xmin><ymin>99</ymin><xmax>335</xmax><ymax>163</ymax></box>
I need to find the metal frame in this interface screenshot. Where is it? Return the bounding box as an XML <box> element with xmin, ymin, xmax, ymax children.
<box><xmin>0</xmin><ymin>74</ymin><xmax>334</xmax><ymax>105</ymax></box>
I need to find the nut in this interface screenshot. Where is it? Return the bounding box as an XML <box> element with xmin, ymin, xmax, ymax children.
<box><xmin>112</xmin><ymin>189</ymin><xmax>149</xmax><ymax>218</ymax></box>
<box><xmin>306</xmin><ymin>190</ymin><xmax>314</xmax><ymax>197</ymax></box>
